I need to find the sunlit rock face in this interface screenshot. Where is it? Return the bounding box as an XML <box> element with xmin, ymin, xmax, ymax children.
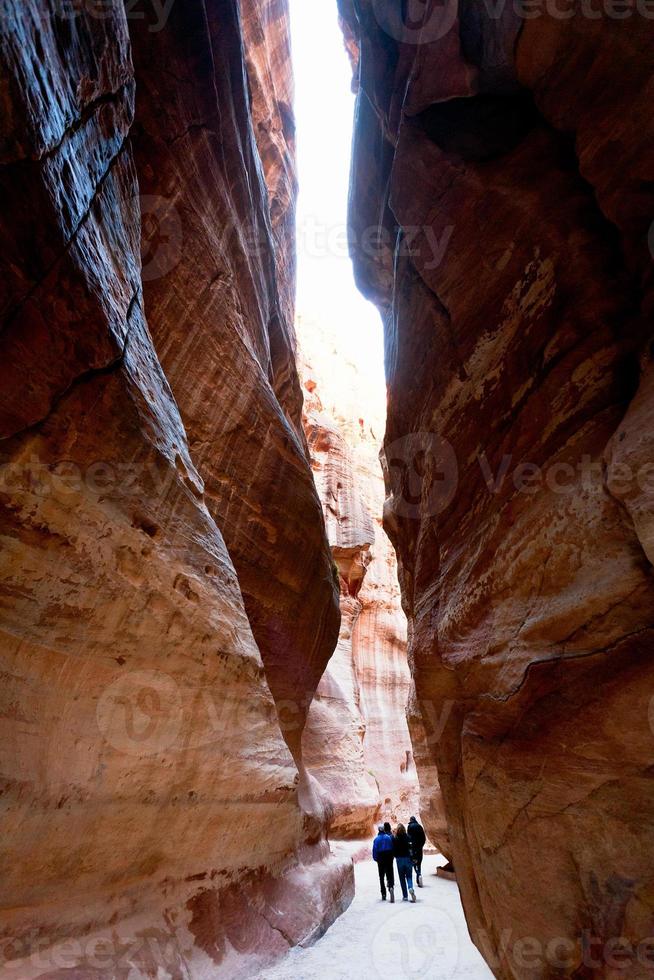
<box><xmin>340</xmin><ymin>1</ymin><xmax>654</xmax><ymax>975</ymax></box>
<box><xmin>0</xmin><ymin>2</ymin><xmax>347</xmax><ymax>976</ymax></box>
<box><xmin>299</xmin><ymin>317</ymin><xmax>420</xmax><ymax>839</ymax></box>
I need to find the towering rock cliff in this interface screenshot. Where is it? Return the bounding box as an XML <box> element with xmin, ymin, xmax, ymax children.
<box><xmin>0</xmin><ymin>2</ymin><xmax>348</xmax><ymax>976</ymax></box>
<box><xmin>341</xmin><ymin>2</ymin><xmax>654</xmax><ymax>976</ymax></box>
<box><xmin>298</xmin><ymin>316</ymin><xmax>420</xmax><ymax>838</ymax></box>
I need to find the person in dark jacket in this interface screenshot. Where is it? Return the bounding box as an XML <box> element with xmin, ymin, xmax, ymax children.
<box><xmin>372</xmin><ymin>825</ymin><xmax>395</xmax><ymax>902</ymax></box>
<box><xmin>407</xmin><ymin>815</ymin><xmax>427</xmax><ymax>887</ymax></box>
<box><xmin>393</xmin><ymin>823</ymin><xmax>416</xmax><ymax>902</ymax></box>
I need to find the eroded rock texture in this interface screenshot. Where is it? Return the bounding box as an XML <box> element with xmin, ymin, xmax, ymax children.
<box><xmin>128</xmin><ymin>0</ymin><xmax>339</xmax><ymax>759</ymax></box>
<box><xmin>0</xmin><ymin>1</ymin><xmax>347</xmax><ymax>976</ymax></box>
<box><xmin>341</xmin><ymin>1</ymin><xmax>654</xmax><ymax>975</ymax></box>
<box><xmin>299</xmin><ymin>317</ymin><xmax>420</xmax><ymax>838</ymax></box>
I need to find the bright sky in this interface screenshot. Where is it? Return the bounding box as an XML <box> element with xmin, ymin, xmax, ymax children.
<box><xmin>289</xmin><ymin>0</ymin><xmax>385</xmax><ymax>385</ymax></box>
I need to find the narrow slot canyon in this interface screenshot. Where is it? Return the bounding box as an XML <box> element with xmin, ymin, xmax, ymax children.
<box><xmin>1</xmin><ymin>2</ymin><xmax>653</xmax><ymax>980</ymax></box>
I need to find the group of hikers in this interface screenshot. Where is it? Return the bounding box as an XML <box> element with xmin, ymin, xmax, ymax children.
<box><xmin>372</xmin><ymin>815</ymin><xmax>427</xmax><ymax>903</ymax></box>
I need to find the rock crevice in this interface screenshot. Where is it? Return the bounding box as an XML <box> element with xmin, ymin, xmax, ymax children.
<box><xmin>298</xmin><ymin>322</ymin><xmax>420</xmax><ymax>840</ymax></box>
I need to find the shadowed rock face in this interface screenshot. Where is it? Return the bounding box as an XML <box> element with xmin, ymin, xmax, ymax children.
<box><xmin>340</xmin><ymin>1</ymin><xmax>654</xmax><ymax>975</ymax></box>
<box><xmin>0</xmin><ymin>1</ymin><xmax>346</xmax><ymax>976</ymax></box>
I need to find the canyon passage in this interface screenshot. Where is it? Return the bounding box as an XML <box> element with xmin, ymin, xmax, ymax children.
<box><xmin>1</xmin><ymin>1</ymin><xmax>654</xmax><ymax>979</ymax></box>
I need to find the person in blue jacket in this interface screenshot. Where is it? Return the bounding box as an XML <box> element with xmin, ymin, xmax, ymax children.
<box><xmin>372</xmin><ymin>824</ymin><xmax>395</xmax><ymax>902</ymax></box>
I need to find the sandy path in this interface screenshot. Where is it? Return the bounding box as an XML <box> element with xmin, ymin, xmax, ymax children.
<box><xmin>258</xmin><ymin>852</ymin><xmax>493</xmax><ymax>980</ymax></box>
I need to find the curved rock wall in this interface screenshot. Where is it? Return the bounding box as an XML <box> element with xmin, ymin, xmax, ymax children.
<box><xmin>340</xmin><ymin>2</ymin><xmax>654</xmax><ymax>976</ymax></box>
<box><xmin>129</xmin><ymin>0</ymin><xmax>340</xmax><ymax>760</ymax></box>
<box><xmin>299</xmin><ymin>317</ymin><xmax>420</xmax><ymax>838</ymax></box>
<box><xmin>0</xmin><ymin>2</ymin><xmax>347</xmax><ymax>976</ymax></box>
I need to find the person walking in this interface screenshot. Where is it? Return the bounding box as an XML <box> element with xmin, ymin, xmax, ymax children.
<box><xmin>407</xmin><ymin>815</ymin><xmax>427</xmax><ymax>887</ymax></box>
<box><xmin>393</xmin><ymin>823</ymin><xmax>416</xmax><ymax>902</ymax></box>
<box><xmin>372</xmin><ymin>824</ymin><xmax>395</xmax><ymax>902</ymax></box>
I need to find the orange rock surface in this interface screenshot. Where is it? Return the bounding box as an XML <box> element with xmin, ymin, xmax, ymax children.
<box><xmin>340</xmin><ymin>1</ymin><xmax>654</xmax><ymax>975</ymax></box>
<box><xmin>299</xmin><ymin>316</ymin><xmax>420</xmax><ymax>838</ymax></box>
<box><xmin>0</xmin><ymin>2</ymin><xmax>348</xmax><ymax>976</ymax></box>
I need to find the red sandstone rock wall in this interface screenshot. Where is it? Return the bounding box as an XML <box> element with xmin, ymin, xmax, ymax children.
<box><xmin>341</xmin><ymin>2</ymin><xmax>654</xmax><ymax>976</ymax></box>
<box><xmin>128</xmin><ymin>0</ymin><xmax>339</xmax><ymax>759</ymax></box>
<box><xmin>0</xmin><ymin>2</ymin><xmax>347</xmax><ymax>976</ymax></box>
<box><xmin>299</xmin><ymin>317</ymin><xmax>420</xmax><ymax>838</ymax></box>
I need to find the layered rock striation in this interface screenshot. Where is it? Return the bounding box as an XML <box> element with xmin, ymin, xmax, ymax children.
<box><xmin>299</xmin><ymin>318</ymin><xmax>420</xmax><ymax>839</ymax></box>
<box><xmin>0</xmin><ymin>1</ymin><xmax>346</xmax><ymax>976</ymax></box>
<box><xmin>341</xmin><ymin>2</ymin><xmax>654</xmax><ymax>976</ymax></box>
